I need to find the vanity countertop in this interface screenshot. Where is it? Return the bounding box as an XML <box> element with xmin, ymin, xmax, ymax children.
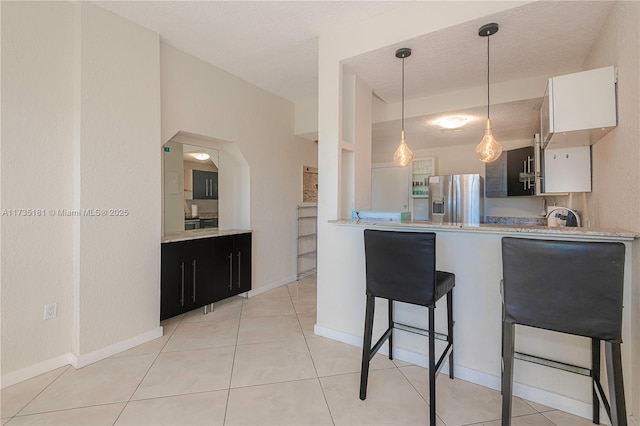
<box><xmin>162</xmin><ymin>228</ymin><xmax>252</xmax><ymax>243</ymax></box>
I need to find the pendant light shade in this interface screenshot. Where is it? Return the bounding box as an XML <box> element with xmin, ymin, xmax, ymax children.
<box><xmin>393</xmin><ymin>48</ymin><xmax>413</xmax><ymax>167</ymax></box>
<box><xmin>476</xmin><ymin>23</ymin><xmax>502</xmax><ymax>163</ymax></box>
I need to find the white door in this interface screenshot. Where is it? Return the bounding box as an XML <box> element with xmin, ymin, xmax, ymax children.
<box><xmin>371</xmin><ymin>163</ymin><xmax>409</xmax><ymax>211</ymax></box>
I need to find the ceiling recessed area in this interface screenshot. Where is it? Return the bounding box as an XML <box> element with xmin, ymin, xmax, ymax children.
<box><xmin>344</xmin><ymin>1</ymin><xmax>614</xmax><ymax>155</ymax></box>
<box><xmin>372</xmin><ymin>98</ymin><xmax>543</xmax><ymax>154</ymax></box>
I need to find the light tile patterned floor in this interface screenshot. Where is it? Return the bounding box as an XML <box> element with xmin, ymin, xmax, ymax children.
<box><xmin>1</xmin><ymin>275</ymin><xmax>598</xmax><ymax>425</ymax></box>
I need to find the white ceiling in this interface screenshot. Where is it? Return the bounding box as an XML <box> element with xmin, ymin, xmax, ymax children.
<box><xmin>93</xmin><ymin>1</ymin><xmax>402</xmax><ymax>105</ymax></box>
<box><xmin>94</xmin><ymin>1</ymin><xmax>615</xmax><ymax>151</ymax></box>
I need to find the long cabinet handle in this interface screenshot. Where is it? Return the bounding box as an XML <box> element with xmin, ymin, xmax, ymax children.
<box><xmin>237</xmin><ymin>252</ymin><xmax>241</xmax><ymax>288</ymax></box>
<box><xmin>228</xmin><ymin>253</ymin><xmax>233</xmax><ymax>290</ymax></box>
<box><xmin>192</xmin><ymin>260</ymin><xmax>196</xmax><ymax>302</ymax></box>
<box><xmin>180</xmin><ymin>262</ymin><xmax>185</xmax><ymax>307</ymax></box>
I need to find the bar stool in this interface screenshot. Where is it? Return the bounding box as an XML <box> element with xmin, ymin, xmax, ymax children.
<box><xmin>501</xmin><ymin>237</ymin><xmax>627</xmax><ymax>426</ymax></box>
<box><xmin>360</xmin><ymin>230</ymin><xmax>455</xmax><ymax>426</ymax></box>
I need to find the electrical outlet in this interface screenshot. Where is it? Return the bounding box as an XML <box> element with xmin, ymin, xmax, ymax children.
<box><xmin>43</xmin><ymin>303</ymin><xmax>57</xmax><ymax>320</ymax></box>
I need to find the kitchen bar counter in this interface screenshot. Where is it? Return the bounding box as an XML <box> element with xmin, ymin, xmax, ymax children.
<box><xmin>329</xmin><ymin>219</ymin><xmax>639</xmax><ymax>241</ymax></box>
<box><xmin>318</xmin><ymin>220</ymin><xmax>637</xmax><ymax>419</ymax></box>
<box><xmin>162</xmin><ymin>228</ymin><xmax>252</xmax><ymax>243</ymax></box>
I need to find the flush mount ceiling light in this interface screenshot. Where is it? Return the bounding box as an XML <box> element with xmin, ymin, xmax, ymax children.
<box><xmin>476</xmin><ymin>23</ymin><xmax>503</xmax><ymax>163</ymax></box>
<box><xmin>191</xmin><ymin>152</ymin><xmax>210</xmax><ymax>161</ymax></box>
<box><xmin>393</xmin><ymin>47</ymin><xmax>414</xmax><ymax>168</ymax></box>
<box><xmin>437</xmin><ymin>116</ymin><xmax>469</xmax><ymax>129</ymax></box>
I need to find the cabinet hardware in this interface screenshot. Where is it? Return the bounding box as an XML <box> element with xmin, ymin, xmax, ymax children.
<box><xmin>192</xmin><ymin>260</ymin><xmax>196</xmax><ymax>302</ymax></box>
<box><xmin>237</xmin><ymin>252</ymin><xmax>241</xmax><ymax>288</ymax></box>
<box><xmin>228</xmin><ymin>253</ymin><xmax>233</xmax><ymax>290</ymax></box>
<box><xmin>180</xmin><ymin>262</ymin><xmax>185</xmax><ymax>307</ymax></box>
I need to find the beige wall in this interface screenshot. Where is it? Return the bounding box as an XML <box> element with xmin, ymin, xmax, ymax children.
<box><xmin>1</xmin><ymin>2</ymin><xmax>161</xmax><ymax>382</ymax></box>
<box><xmin>1</xmin><ymin>1</ymin><xmax>318</xmax><ymax>385</ymax></box>
<box><xmin>582</xmin><ymin>1</ymin><xmax>640</xmax><ymax>416</ymax></box>
<box><xmin>1</xmin><ymin>1</ymin><xmax>75</xmax><ymax>375</ymax></box>
<box><xmin>161</xmin><ymin>44</ymin><xmax>318</xmax><ymax>295</ymax></box>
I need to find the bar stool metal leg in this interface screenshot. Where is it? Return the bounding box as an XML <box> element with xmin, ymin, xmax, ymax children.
<box><xmin>388</xmin><ymin>300</ymin><xmax>394</xmax><ymax>360</ymax></box>
<box><xmin>428</xmin><ymin>307</ymin><xmax>436</xmax><ymax>426</ymax></box>
<box><xmin>501</xmin><ymin>321</ymin><xmax>515</xmax><ymax>426</ymax></box>
<box><xmin>360</xmin><ymin>295</ymin><xmax>375</xmax><ymax>400</ymax></box>
<box><xmin>592</xmin><ymin>338</ymin><xmax>601</xmax><ymax>425</ymax></box>
<box><xmin>606</xmin><ymin>342</ymin><xmax>627</xmax><ymax>426</ymax></box>
<box><xmin>447</xmin><ymin>291</ymin><xmax>454</xmax><ymax>379</ymax></box>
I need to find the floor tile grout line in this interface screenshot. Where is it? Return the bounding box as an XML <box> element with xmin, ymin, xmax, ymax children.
<box><xmin>292</xmin><ymin>279</ymin><xmax>336</xmax><ymax>426</ymax></box>
<box><xmin>10</xmin><ymin>364</ymin><xmax>72</xmax><ymax>419</ymax></box>
<box><xmin>9</xmin><ymin>314</ymin><xmax>189</xmax><ymax>422</ymax></box>
<box><xmin>111</xmin><ymin>311</ymin><xmax>187</xmax><ymax>425</ymax></box>
<box><xmin>11</xmin><ymin>401</ymin><xmax>128</xmax><ymax>421</ymax></box>
<box><xmin>222</xmin><ymin>296</ymin><xmax>243</xmax><ymax>425</ymax></box>
<box><xmin>395</xmin><ymin>363</ymin><xmax>448</xmax><ymax>425</ymax></box>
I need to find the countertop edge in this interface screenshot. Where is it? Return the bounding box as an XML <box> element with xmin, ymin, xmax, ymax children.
<box><xmin>162</xmin><ymin>229</ymin><xmax>252</xmax><ymax>243</ymax></box>
<box><xmin>329</xmin><ymin>220</ymin><xmax>639</xmax><ymax>241</ymax></box>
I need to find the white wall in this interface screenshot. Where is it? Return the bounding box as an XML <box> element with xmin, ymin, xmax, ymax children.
<box><xmin>1</xmin><ymin>2</ymin><xmax>162</xmax><ymax>383</ymax></box>
<box><xmin>161</xmin><ymin>44</ymin><xmax>317</xmax><ymax>294</ymax></box>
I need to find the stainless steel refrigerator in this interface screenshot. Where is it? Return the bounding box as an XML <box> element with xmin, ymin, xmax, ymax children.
<box><xmin>428</xmin><ymin>174</ymin><xmax>483</xmax><ymax>225</ymax></box>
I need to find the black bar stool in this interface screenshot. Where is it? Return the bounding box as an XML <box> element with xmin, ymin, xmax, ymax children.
<box><xmin>501</xmin><ymin>237</ymin><xmax>627</xmax><ymax>426</ymax></box>
<box><xmin>360</xmin><ymin>230</ymin><xmax>455</xmax><ymax>426</ymax></box>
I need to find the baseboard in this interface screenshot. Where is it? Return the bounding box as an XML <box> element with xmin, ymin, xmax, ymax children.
<box><xmin>1</xmin><ymin>353</ymin><xmax>74</xmax><ymax>389</ymax></box>
<box><xmin>247</xmin><ymin>275</ymin><xmax>296</xmax><ymax>298</ymax></box>
<box><xmin>314</xmin><ymin>324</ymin><xmax>607</xmax><ymax>423</ymax></box>
<box><xmin>1</xmin><ymin>326</ymin><xmax>163</xmax><ymax>388</ymax></box>
<box><xmin>71</xmin><ymin>326</ymin><xmax>163</xmax><ymax>369</ymax></box>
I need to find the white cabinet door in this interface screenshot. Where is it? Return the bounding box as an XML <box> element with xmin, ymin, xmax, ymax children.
<box><xmin>544</xmin><ymin>146</ymin><xmax>591</xmax><ymax>193</ymax></box>
<box><xmin>371</xmin><ymin>163</ymin><xmax>409</xmax><ymax>211</ymax></box>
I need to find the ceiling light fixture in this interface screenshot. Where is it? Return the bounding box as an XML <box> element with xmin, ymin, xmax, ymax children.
<box><xmin>191</xmin><ymin>152</ymin><xmax>210</xmax><ymax>161</ymax></box>
<box><xmin>476</xmin><ymin>23</ymin><xmax>503</xmax><ymax>163</ymax></box>
<box><xmin>437</xmin><ymin>116</ymin><xmax>469</xmax><ymax>129</ymax></box>
<box><xmin>393</xmin><ymin>47</ymin><xmax>413</xmax><ymax>167</ymax></box>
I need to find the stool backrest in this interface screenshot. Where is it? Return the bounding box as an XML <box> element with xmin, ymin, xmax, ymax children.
<box><xmin>501</xmin><ymin>237</ymin><xmax>625</xmax><ymax>342</ymax></box>
<box><xmin>364</xmin><ymin>230</ymin><xmax>437</xmax><ymax>307</ymax></box>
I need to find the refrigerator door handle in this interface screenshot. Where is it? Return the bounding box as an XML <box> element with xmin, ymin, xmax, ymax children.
<box><xmin>451</xmin><ymin>179</ymin><xmax>457</xmax><ymax>223</ymax></box>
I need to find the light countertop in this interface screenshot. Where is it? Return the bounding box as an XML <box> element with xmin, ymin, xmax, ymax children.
<box><xmin>329</xmin><ymin>220</ymin><xmax>639</xmax><ymax>241</ymax></box>
<box><xmin>162</xmin><ymin>228</ymin><xmax>252</xmax><ymax>243</ymax></box>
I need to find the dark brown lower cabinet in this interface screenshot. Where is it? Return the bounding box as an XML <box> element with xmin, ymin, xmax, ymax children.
<box><xmin>161</xmin><ymin>232</ymin><xmax>252</xmax><ymax>321</ymax></box>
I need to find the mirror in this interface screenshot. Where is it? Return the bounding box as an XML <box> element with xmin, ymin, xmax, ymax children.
<box><xmin>163</xmin><ymin>141</ymin><xmax>219</xmax><ymax>235</ymax></box>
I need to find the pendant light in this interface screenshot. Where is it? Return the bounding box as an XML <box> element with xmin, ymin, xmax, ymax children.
<box><xmin>476</xmin><ymin>23</ymin><xmax>503</xmax><ymax>163</ymax></box>
<box><xmin>393</xmin><ymin>48</ymin><xmax>414</xmax><ymax>167</ymax></box>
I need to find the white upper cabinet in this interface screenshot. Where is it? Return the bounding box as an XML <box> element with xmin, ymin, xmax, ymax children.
<box><xmin>541</xmin><ymin>66</ymin><xmax>617</xmax><ymax>149</ymax></box>
<box><xmin>543</xmin><ymin>146</ymin><xmax>591</xmax><ymax>193</ymax></box>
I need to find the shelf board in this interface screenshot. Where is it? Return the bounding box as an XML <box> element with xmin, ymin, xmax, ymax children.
<box><xmin>298</xmin><ymin>251</ymin><xmax>317</xmax><ymax>257</ymax></box>
<box><xmin>410</xmin><ymin>195</ymin><xmax>429</xmax><ymax>199</ymax></box>
<box><xmin>298</xmin><ymin>233</ymin><xmax>317</xmax><ymax>239</ymax></box>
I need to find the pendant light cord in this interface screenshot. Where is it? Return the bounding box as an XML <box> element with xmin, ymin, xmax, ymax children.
<box><xmin>402</xmin><ymin>56</ymin><xmax>405</xmax><ymax>132</ymax></box>
<box><xmin>487</xmin><ymin>34</ymin><xmax>490</xmax><ymax>119</ymax></box>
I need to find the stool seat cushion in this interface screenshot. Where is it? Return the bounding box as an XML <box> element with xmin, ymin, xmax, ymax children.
<box><xmin>435</xmin><ymin>271</ymin><xmax>455</xmax><ymax>302</ymax></box>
